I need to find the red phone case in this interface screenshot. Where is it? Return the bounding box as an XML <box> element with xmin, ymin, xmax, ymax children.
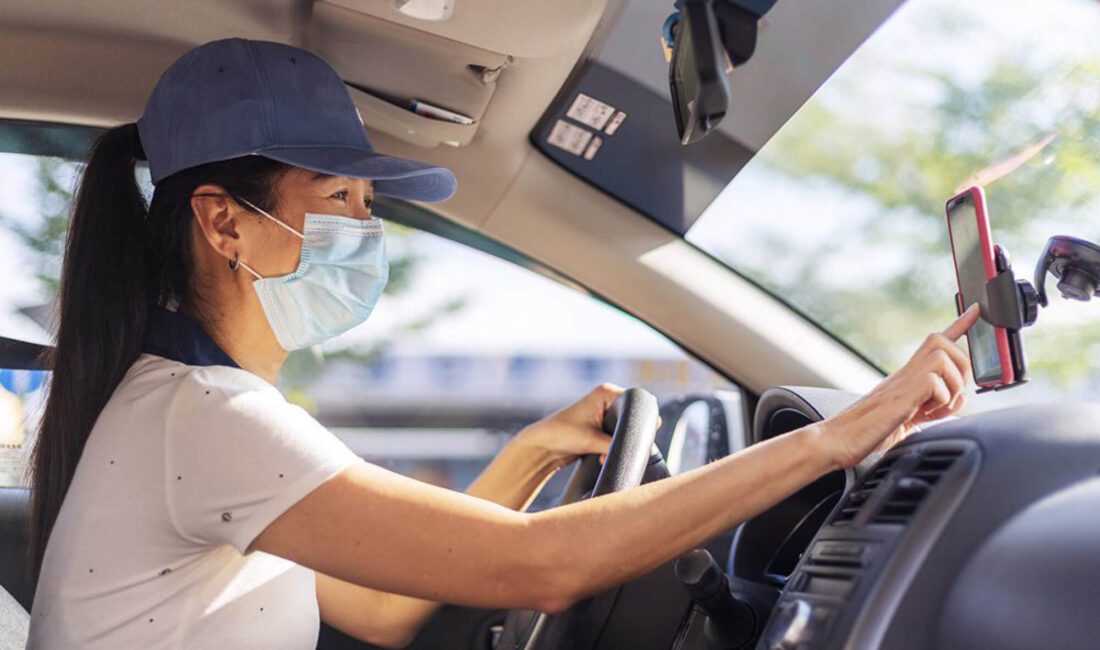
<box><xmin>946</xmin><ymin>186</ymin><xmax>1015</xmax><ymax>387</ymax></box>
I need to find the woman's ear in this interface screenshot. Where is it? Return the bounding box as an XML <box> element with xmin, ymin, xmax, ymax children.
<box><xmin>190</xmin><ymin>184</ymin><xmax>240</xmax><ymax>262</ymax></box>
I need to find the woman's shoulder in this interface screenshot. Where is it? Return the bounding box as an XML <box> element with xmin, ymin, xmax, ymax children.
<box><xmin>142</xmin><ymin>356</ymin><xmax>333</xmax><ymax>443</ymax></box>
<box><xmin>133</xmin><ymin>353</ymin><xmax>281</xmax><ymax>396</ymax></box>
<box><xmin>125</xmin><ymin>353</ymin><xmax>292</xmax><ymax>426</ymax></box>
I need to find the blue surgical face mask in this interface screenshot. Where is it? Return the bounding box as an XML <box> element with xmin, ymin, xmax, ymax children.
<box><xmin>232</xmin><ymin>195</ymin><xmax>389</xmax><ymax>351</ymax></box>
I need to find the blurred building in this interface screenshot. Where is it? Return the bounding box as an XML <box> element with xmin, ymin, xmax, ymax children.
<box><xmin>311</xmin><ymin>352</ymin><xmax>727</xmax><ymax>428</ymax></box>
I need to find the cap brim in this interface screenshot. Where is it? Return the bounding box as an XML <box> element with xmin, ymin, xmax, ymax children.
<box><xmin>256</xmin><ymin>145</ymin><xmax>457</xmax><ymax>202</ymax></box>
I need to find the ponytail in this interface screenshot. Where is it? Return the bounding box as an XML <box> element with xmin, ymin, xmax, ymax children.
<box><xmin>27</xmin><ymin>123</ymin><xmax>291</xmax><ymax>580</ymax></box>
<box><xmin>28</xmin><ymin>123</ymin><xmax>152</xmax><ymax>577</ymax></box>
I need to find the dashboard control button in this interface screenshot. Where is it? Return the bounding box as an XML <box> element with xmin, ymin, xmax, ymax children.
<box><xmin>810</xmin><ymin>605</ymin><xmax>834</xmax><ymax>632</ymax></box>
<box><xmin>817</xmin><ymin>541</ymin><xmax>862</xmax><ymax>557</ymax></box>
<box><xmin>810</xmin><ymin>540</ymin><xmax>867</xmax><ymax>565</ymax></box>
<box><xmin>895</xmin><ymin>476</ymin><xmax>932</xmax><ymax>499</ymax></box>
<box><xmin>847</xmin><ymin>489</ymin><xmax>872</xmax><ymax>506</ymax></box>
<box><xmin>799</xmin><ymin>572</ymin><xmax>855</xmax><ymax>598</ymax></box>
<box><xmin>766</xmin><ymin>598</ymin><xmax>813</xmax><ymax>650</ymax></box>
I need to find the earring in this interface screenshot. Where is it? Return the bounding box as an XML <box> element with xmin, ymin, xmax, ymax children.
<box><xmin>229</xmin><ymin>252</ymin><xmax>240</xmax><ymax>271</ymax></box>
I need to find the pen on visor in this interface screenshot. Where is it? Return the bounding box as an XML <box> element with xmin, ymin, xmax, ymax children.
<box><xmin>409</xmin><ymin>99</ymin><xmax>476</xmax><ymax>125</ymax></box>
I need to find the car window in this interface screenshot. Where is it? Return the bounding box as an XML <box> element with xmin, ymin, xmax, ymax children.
<box><xmin>0</xmin><ymin>124</ymin><xmax>739</xmax><ymax>495</ymax></box>
<box><xmin>0</xmin><ymin>369</ymin><xmax>46</xmax><ymax>487</ymax></box>
<box><xmin>283</xmin><ymin>221</ymin><xmax>739</xmax><ymax>503</ymax></box>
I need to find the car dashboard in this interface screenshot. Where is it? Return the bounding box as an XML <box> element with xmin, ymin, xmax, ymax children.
<box><xmin>360</xmin><ymin>389</ymin><xmax>1100</xmax><ymax>650</ymax></box>
<box><xmin>727</xmin><ymin>389</ymin><xmax>1100</xmax><ymax>650</ymax></box>
<box><xmin>756</xmin><ymin>437</ymin><xmax>978</xmax><ymax>649</ymax></box>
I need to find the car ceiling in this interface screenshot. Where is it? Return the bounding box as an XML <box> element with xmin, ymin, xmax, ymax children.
<box><xmin>0</xmin><ymin>0</ymin><xmax>890</xmax><ymax>394</ymax></box>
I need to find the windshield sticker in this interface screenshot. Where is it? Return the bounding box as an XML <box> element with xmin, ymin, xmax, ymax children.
<box><xmin>583</xmin><ymin>136</ymin><xmax>604</xmax><ymax>161</ymax></box>
<box><xmin>604</xmin><ymin>111</ymin><xmax>627</xmax><ymax>135</ymax></box>
<box><xmin>567</xmin><ymin>93</ymin><xmax>617</xmax><ymax>130</ymax></box>
<box><xmin>547</xmin><ymin>119</ymin><xmax>595</xmax><ymax>156</ymax></box>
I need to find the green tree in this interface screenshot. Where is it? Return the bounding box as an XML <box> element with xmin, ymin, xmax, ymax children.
<box><xmin>5</xmin><ymin>157</ymin><xmax>71</xmax><ymax>295</ymax></box>
<box><xmin>724</xmin><ymin>45</ymin><xmax>1100</xmax><ymax>389</ymax></box>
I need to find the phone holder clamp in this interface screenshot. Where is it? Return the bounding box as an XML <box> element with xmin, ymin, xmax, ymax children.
<box><xmin>955</xmin><ymin>246</ymin><xmax>1039</xmax><ymax>333</ymax></box>
<box><xmin>984</xmin><ymin>247</ymin><xmax>1040</xmax><ymax>331</ymax></box>
<box><xmin>955</xmin><ymin>245</ymin><xmax>1038</xmax><ymax>394</ymax></box>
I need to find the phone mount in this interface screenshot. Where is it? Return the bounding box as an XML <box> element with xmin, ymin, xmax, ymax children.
<box><xmin>954</xmin><ymin>235</ymin><xmax>1100</xmax><ymax>393</ymax></box>
<box><xmin>955</xmin><ymin>245</ymin><xmax>1039</xmax><ymax>393</ymax></box>
<box><xmin>976</xmin><ymin>246</ymin><xmax>1041</xmax><ymax>331</ymax></box>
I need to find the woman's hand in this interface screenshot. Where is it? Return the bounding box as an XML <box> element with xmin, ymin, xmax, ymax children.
<box><xmin>513</xmin><ymin>383</ymin><xmax>625</xmax><ymax>470</ymax></box>
<box><xmin>814</xmin><ymin>305</ymin><xmax>981</xmax><ymax>470</ymax></box>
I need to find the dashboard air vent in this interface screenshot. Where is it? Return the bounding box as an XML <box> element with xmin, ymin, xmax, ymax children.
<box><xmin>870</xmin><ymin>449</ymin><xmax>963</xmax><ymax>525</ymax></box>
<box><xmin>830</xmin><ymin>455</ymin><xmax>899</xmax><ymax>526</ymax></box>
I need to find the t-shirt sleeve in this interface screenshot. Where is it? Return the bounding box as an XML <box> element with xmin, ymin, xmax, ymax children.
<box><xmin>164</xmin><ymin>366</ymin><xmax>363</xmax><ymax>554</ymax></box>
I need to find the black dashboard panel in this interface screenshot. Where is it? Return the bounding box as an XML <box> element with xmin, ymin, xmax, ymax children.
<box><xmin>937</xmin><ymin>476</ymin><xmax>1100</xmax><ymax>649</ymax></box>
<box><xmin>874</xmin><ymin>403</ymin><xmax>1100</xmax><ymax>650</ymax></box>
<box><xmin>757</xmin><ymin>439</ymin><xmax>980</xmax><ymax>649</ymax></box>
<box><xmin>730</xmin><ymin>387</ymin><xmax>859</xmax><ymax>588</ymax></box>
<box><xmin>747</xmin><ymin>399</ymin><xmax>1100</xmax><ymax>650</ymax></box>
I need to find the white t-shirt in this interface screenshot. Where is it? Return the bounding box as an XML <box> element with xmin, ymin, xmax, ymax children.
<box><xmin>27</xmin><ymin>352</ymin><xmax>363</xmax><ymax>649</ymax></box>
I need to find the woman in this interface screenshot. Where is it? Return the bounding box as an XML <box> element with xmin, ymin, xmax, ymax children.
<box><xmin>26</xmin><ymin>38</ymin><xmax>978</xmax><ymax>649</ymax></box>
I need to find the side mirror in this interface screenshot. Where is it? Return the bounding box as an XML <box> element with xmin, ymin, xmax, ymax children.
<box><xmin>667</xmin><ymin>401</ymin><xmax>713</xmax><ymax>473</ymax></box>
<box><xmin>656</xmin><ymin>391</ymin><xmax>748</xmax><ymax>474</ymax></box>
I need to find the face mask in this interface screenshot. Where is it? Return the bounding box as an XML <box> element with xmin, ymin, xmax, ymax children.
<box><xmin>232</xmin><ymin>195</ymin><xmax>389</xmax><ymax>351</ymax></box>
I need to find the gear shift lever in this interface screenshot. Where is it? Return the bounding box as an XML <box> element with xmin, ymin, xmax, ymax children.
<box><xmin>676</xmin><ymin>549</ymin><xmax>757</xmax><ymax>649</ymax></box>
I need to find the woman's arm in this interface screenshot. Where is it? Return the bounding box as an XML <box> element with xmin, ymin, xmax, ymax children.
<box><xmin>315</xmin><ymin>434</ymin><xmax>565</xmax><ymax>647</ymax></box>
<box><xmin>278</xmin><ymin>421</ymin><xmax>830</xmax><ymax>617</ymax></box>
<box><xmin>316</xmin><ymin>386</ymin><xmax>620</xmax><ymax>647</ymax></box>
<box><xmin>265</xmin><ymin>309</ymin><xmax>976</xmax><ymax>635</ymax></box>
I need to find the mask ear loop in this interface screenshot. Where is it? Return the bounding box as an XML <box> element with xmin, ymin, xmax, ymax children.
<box><xmin>191</xmin><ymin>192</ymin><xmax>304</xmax><ymax>239</ymax></box>
<box><xmin>229</xmin><ymin>252</ymin><xmax>264</xmax><ymax>280</ymax></box>
<box><xmin>233</xmin><ymin>195</ymin><xmax>306</xmax><ymax>240</ymax></box>
<box><xmin>230</xmin><ymin>196</ymin><xmax>304</xmax><ymax>280</ymax></box>
<box><xmin>193</xmin><ymin>192</ymin><xmax>305</xmax><ymax>280</ymax></box>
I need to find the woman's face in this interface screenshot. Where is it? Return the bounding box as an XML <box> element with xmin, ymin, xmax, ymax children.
<box><xmin>243</xmin><ymin>166</ymin><xmax>375</xmax><ymax>277</ymax></box>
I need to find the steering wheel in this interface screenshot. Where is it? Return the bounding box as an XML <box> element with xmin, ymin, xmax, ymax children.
<box><xmin>495</xmin><ymin>387</ymin><xmax>664</xmax><ymax>650</ymax></box>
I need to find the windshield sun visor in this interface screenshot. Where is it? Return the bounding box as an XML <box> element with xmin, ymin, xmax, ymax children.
<box><xmin>532</xmin><ymin>62</ymin><xmax>752</xmax><ymax>234</ymax></box>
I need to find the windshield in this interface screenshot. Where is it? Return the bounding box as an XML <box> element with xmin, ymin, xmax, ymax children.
<box><xmin>688</xmin><ymin>0</ymin><xmax>1100</xmax><ymax>403</ymax></box>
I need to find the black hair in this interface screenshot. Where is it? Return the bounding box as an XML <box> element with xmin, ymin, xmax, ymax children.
<box><xmin>27</xmin><ymin>122</ymin><xmax>291</xmax><ymax>578</ymax></box>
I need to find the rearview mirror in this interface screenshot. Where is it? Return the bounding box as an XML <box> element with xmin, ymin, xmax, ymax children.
<box><xmin>668</xmin><ymin>0</ymin><xmax>772</xmax><ymax>145</ymax></box>
<box><xmin>669</xmin><ymin>0</ymin><xmax>730</xmax><ymax>145</ymax></box>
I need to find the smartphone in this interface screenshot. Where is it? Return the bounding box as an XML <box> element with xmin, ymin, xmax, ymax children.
<box><xmin>946</xmin><ymin>186</ymin><xmax>1015</xmax><ymax>388</ymax></box>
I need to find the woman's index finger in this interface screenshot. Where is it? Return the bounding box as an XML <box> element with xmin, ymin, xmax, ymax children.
<box><xmin>942</xmin><ymin>304</ymin><xmax>981</xmax><ymax>342</ymax></box>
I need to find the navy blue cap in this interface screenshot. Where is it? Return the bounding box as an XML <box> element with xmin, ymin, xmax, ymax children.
<box><xmin>136</xmin><ymin>37</ymin><xmax>457</xmax><ymax>202</ymax></box>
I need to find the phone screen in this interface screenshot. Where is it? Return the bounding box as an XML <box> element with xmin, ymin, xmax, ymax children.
<box><xmin>947</xmin><ymin>192</ymin><xmax>1004</xmax><ymax>384</ymax></box>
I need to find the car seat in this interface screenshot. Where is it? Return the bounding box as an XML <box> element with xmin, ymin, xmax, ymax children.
<box><xmin>0</xmin><ymin>487</ymin><xmax>30</xmax><ymax>648</ymax></box>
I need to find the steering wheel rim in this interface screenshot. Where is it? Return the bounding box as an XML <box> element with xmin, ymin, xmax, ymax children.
<box><xmin>495</xmin><ymin>387</ymin><xmax>662</xmax><ymax>650</ymax></box>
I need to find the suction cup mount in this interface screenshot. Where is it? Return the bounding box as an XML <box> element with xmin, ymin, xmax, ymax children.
<box><xmin>1034</xmin><ymin>236</ymin><xmax>1100</xmax><ymax>306</ymax></box>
